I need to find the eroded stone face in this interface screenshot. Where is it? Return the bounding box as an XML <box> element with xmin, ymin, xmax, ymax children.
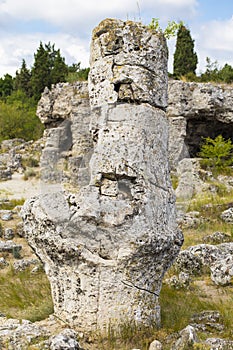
<box><xmin>89</xmin><ymin>19</ymin><xmax>168</xmax><ymax>108</ymax></box>
<box><xmin>21</xmin><ymin>19</ymin><xmax>182</xmax><ymax>331</ymax></box>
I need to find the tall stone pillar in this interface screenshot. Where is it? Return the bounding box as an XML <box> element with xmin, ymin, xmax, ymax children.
<box><xmin>22</xmin><ymin>19</ymin><xmax>183</xmax><ymax>331</ymax></box>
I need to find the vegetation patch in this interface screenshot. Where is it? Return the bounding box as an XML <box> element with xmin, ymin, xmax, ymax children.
<box><xmin>0</xmin><ymin>198</ymin><xmax>25</xmax><ymax>210</ymax></box>
<box><xmin>23</xmin><ymin>168</ymin><xmax>38</xmax><ymax>180</ymax></box>
<box><xmin>198</xmin><ymin>135</ymin><xmax>233</xmax><ymax>174</ymax></box>
<box><xmin>0</xmin><ymin>266</ymin><xmax>53</xmax><ymax>322</ymax></box>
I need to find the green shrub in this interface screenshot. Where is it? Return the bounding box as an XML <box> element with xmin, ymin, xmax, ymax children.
<box><xmin>171</xmin><ymin>174</ymin><xmax>179</xmax><ymax>190</ymax></box>
<box><xmin>66</xmin><ymin>68</ymin><xmax>90</xmax><ymax>82</ymax></box>
<box><xmin>198</xmin><ymin>135</ymin><xmax>233</xmax><ymax>170</ymax></box>
<box><xmin>0</xmin><ymin>90</ymin><xmax>44</xmax><ymax>142</ymax></box>
<box><xmin>148</xmin><ymin>18</ymin><xmax>183</xmax><ymax>39</ymax></box>
<box><xmin>12</xmin><ymin>246</ymin><xmax>21</xmax><ymax>259</ymax></box>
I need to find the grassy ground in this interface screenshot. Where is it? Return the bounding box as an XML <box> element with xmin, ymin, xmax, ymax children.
<box><xmin>89</xmin><ymin>171</ymin><xmax>233</xmax><ymax>349</ymax></box>
<box><xmin>0</xmin><ymin>169</ymin><xmax>232</xmax><ymax>349</ymax></box>
<box><xmin>0</xmin><ymin>266</ymin><xmax>53</xmax><ymax>322</ymax></box>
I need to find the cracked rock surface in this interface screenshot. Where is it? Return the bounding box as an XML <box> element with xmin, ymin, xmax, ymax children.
<box><xmin>21</xmin><ymin>19</ymin><xmax>182</xmax><ymax>330</ymax></box>
<box><xmin>167</xmin><ymin>80</ymin><xmax>233</xmax><ymax>168</ymax></box>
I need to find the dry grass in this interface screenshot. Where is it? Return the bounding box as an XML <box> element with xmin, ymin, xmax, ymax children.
<box><xmin>0</xmin><ymin>167</ymin><xmax>232</xmax><ymax>349</ymax></box>
<box><xmin>0</xmin><ymin>266</ymin><xmax>53</xmax><ymax>322</ymax></box>
<box><xmin>0</xmin><ymin>198</ymin><xmax>25</xmax><ymax>210</ymax></box>
<box><xmin>87</xmin><ymin>280</ymin><xmax>232</xmax><ymax>349</ymax></box>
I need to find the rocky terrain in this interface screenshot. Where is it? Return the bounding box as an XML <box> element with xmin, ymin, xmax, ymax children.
<box><xmin>0</xmin><ymin>139</ymin><xmax>232</xmax><ymax>349</ymax></box>
<box><xmin>0</xmin><ymin>114</ymin><xmax>232</xmax><ymax>350</ymax></box>
<box><xmin>0</xmin><ymin>18</ymin><xmax>232</xmax><ymax>350</ymax></box>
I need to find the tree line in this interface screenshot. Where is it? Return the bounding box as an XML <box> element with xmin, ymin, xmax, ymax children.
<box><xmin>0</xmin><ymin>27</ymin><xmax>232</xmax><ymax>144</ymax></box>
<box><xmin>0</xmin><ymin>42</ymin><xmax>89</xmax><ymax>143</ymax></box>
<box><xmin>0</xmin><ymin>42</ymin><xmax>89</xmax><ymax>101</ymax></box>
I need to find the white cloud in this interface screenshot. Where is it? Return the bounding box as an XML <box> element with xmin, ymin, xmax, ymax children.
<box><xmin>200</xmin><ymin>17</ymin><xmax>233</xmax><ymax>52</ymax></box>
<box><xmin>0</xmin><ymin>0</ymin><xmax>201</xmax><ymax>77</ymax></box>
<box><xmin>195</xmin><ymin>17</ymin><xmax>233</xmax><ymax>73</ymax></box>
<box><xmin>0</xmin><ymin>0</ymin><xmax>136</xmax><ymax>30</ymax></box>
<box><xmin>0</xmin><ymin>32</ymin><xmax>90</xmax><ymax>77</ymax></box>
<box><xmin>0</xmin><ymin>0</ymin><xmax>198</xmax><ymax>31</ymax></box>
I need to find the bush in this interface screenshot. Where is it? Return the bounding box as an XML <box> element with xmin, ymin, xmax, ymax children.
<box><xmin>198</xmin><ymin>135</ymin><xmax>233</xmax><ymax>170</ymax></box>
<box><xmin>23</xmin><ymin>168</ymin><xmax>38</xmax><ymax>180</ymax></box>
<box><xmin>66</xmin><ymin>68</ymin><xmax>90</xmax><ymax>82</ymax></box>
<box><xmin>0</xmin><ymin>90</ymin><xmax>44</xmax><ymax>142</ymax></box>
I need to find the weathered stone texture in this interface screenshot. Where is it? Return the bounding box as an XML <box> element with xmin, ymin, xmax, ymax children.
<box><xmin>22</xmin><ymin>19</ymin><xmax>182</xmax><ymax>331</ymax></box>
<box><xmin>89</xmin><ymin>18</ymin><xmax>168</xmax><ymax>108</ymax></box>
<box><xmin>37</xmin><ymin>82</ymin><xmax>92</xmax><ymax>187</ymax></box>
<box><xmin>168</xmin><ymin>80</ymin><xmax>233</xmax><ymax>168</ymax></box>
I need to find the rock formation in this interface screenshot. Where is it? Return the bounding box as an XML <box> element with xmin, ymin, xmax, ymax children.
<box><xmin>21</xmin><ymin>19</ymin><xmax>183</xmax><ymax>331</ymax></box>
<box><xmin>168</xmin><ymin>80</ymin><xmax>233</xmax><ymax>169</ymax></box>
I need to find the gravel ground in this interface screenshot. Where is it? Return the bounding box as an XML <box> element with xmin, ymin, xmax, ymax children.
<box><xmin>0</xmin><ymin>173</ymin><xmax>40</xmax><ymax>200</ymax></box>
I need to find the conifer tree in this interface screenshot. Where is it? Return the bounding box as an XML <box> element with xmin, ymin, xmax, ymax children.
<box><xmin>30</xmin><ymin>42</ymin><xmax>68</xmax><ymax>101</ymax></box>
<box><xmin>0</xmin><ymin>74</ymin><xmax>14</xmax><ymax>98</ymax></box>
<box><xmin>50</xmin><ymin>48</ymin><xmax>68</xmax><ymax>85</ymax></box>
<box><xmin>173</xmin><ymin>25</ymin><xmax>198</xmax><ymax>78</ymax></box>
<box><xmin>30</xmin><ymin>42</ymin><xmax>51</xmax><ymax>101</ymax></box>
<box><xmin>15</xmin><ymin>59</ymin><xmax>32</xmax><ymax>97</ymax></box>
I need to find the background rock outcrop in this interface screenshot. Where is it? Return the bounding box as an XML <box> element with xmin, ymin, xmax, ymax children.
<box><xmin>168</xmin><ymin>80</ymin><xmax>233</xmax><ymax>169</ymax></box>
<box><xmin>22</xmin><ymin>19</ymin><xmax>182</xmax><ymax>331</ymax></box>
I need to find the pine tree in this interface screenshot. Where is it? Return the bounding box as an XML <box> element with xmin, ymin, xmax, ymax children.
<box><xmin>50</xmin><ymin>49</ymin><xmax>68</xmax><ymax>85</ymax></box>
<box><xmin>0</xmin><ymin>74</ymin><xmax>14</xmax><ymax>98</ymax></box>
<box><xmin>173</xmin><ymin>25</ymin><xmax>198</xmax><ymax>78</ymax></box>
<box><xmin>30</xmin><ymin>42</ymin><xmax>51</xmax><ymax>101</ymax></box>
<box><xmin>14</xmin><ymin>59</ymin><xmax>32</xmax><ymax>97</ymax></box>
<box><xmin>30</xmin><ymin>42</ymin><xmax>68</xmax><ymax>101</ymax></box>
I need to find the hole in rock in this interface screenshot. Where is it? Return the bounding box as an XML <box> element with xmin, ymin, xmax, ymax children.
<box><xmin>185</xmin><ymin>117</ymin><xmax>233</xmax><ymax>157</ymax></box>
<box><xmin>113</xmin><ymin>82</ymin><xmax>121</xmax><ymax>93</ymax></box>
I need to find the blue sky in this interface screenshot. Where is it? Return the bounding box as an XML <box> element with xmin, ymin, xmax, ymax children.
<box><xmin>0</xmin><ymin>0</ymin><xmax>233</xmax><ymax>77</ymax></box>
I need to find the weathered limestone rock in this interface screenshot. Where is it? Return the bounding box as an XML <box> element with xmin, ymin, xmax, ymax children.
<box><xmin>0</xmin><ymin>317</ymin><xmax>50</xmax><ymax>349</ymax></box>
<box><xmin>179</xmin><ymin>211</ymin><xmax>203</xmax><ymax>229</ymax></box>
<box><xmin>4</xmin><ymin>227</ymin><xmax>14</xmax><ymax>240</ymax></box>
<box><xmin>0</xmin><ymin>257</ymin><xmax>8</xmax><ymax>269</ymax></box>
<box><xmin>164</xmin><ymin>271</ymin><xmax>191</xmax><ymax>289</ymax></box>
<box><xmin>89</xmin><ymin>19</ymin><xmax>168</xmax><ymax>109</ymax></box>
<box><xmin>22</xmin><ymin>19</ymin><xmax>182</xmax><ymax>331</ymax></box>
<box><xmin>37</xmin><ymin>82</ymin><xmax>92</xmax><ymax>186</ymax></box>
<box><xmin>203</xmin><ymin>231</ymin><xmax>232</xmax><ymax>244</ymax></box>
<box><xmin>0</xmin><ymin>240</ymin><xmax>22</xmax><ymax>255</ymax></box>
<box><xmin>13</xmin><ymin>258</ymin><xmax>39</xmax><ymax>272</ymax></box>
<box><xmin>175</xmin><ymin>158</ymin><xmax>208</xmax><ymax>200</ymax></box>
<box><xmin>172</xmin><ymin>325</ymin><xmax>199</xmax><ymax>350</ymax></box>
<box><xmin>190</xmin><ymin>310</ymin><xmax>224</xmax><ymax>333</ymax></box>
<box><xmin>168</xmin><ymin>80</ymin><xmax>233</xmax><ymax>169</ymax></box>
<box><xmin>0</xmin><ymin>138</ymin><xmax>42</xmax><ymax>183</ymax></box>
<box><xmin>49</xmin><ymin>328</ymin><xmax>80</xmax><ymax>350</ymax></box>
<box><xmin>204</xmin><ymin>337</ymin><xmax>233</xmax><ymax>349</ymax></box>
<box><xmin>0</xmin><ymin>210</ymin><xmax>13</xmax><ymax>221</ymax></box>
<box><xmin>220</xmin><ymin>207</ymin><xmax>233</xmax><ymax>224</ymax></box>
<box><xmin>175</xmin><ymin>243</ymin><xmax>233</xmax><ymax>283</ymax></box>
<box><xmin>210</xmin><ymin>254</ymin><xmax>233</xmax><ymax>286</ymax></box>
<box><xmin>149</xmin><ymin>339</ymin><xmax>163</xmax><ymax>350</ymax></box>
